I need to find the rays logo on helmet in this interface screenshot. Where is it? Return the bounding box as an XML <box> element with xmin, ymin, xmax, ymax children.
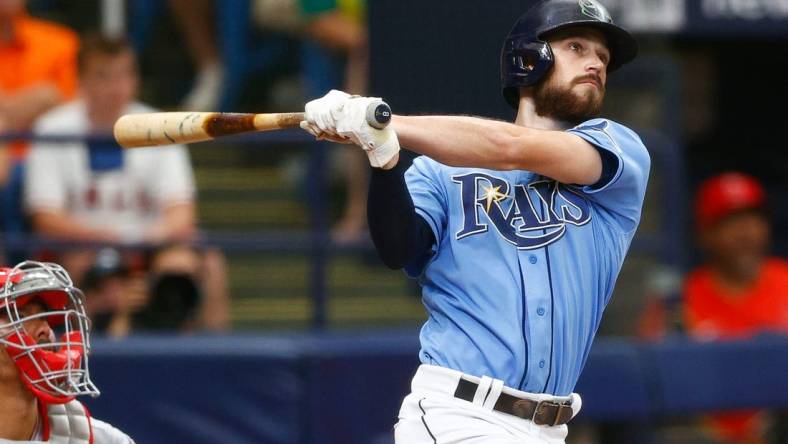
<box><xmin>579</xmin><ymin>0</ymin><xmax>613</xmax><ymax>23</ymax></box>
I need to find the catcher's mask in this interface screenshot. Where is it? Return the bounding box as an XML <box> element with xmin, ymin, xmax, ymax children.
<box><xmin>0</xmin><ymin>261</ymin><xmax>100</xmax><ymax>404</ymax></box>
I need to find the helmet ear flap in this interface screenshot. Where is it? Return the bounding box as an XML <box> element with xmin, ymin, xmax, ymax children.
<box><xmin>513</xmin><ymin>53</ymin><xmax>534</xmax><ymax>73</ymax></box>
<box><xmin>507</xmin><ymin>40</ymin><xmax>554</xmax><ymax>84</ymax></box>
<box><xmin>501</xmin><ymin>39</ymin><xmax>554</xmax><ymax>108</ymax></box>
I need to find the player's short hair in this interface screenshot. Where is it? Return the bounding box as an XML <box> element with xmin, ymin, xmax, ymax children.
<box><xmin>77</xmin><ymin>32</ymin><xmax>135</xmax><ymax>72</ymax></box>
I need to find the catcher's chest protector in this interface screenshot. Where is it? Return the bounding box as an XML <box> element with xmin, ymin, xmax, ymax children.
<box><xmin>45</xmin><ymin>400</ymin><xmax>93</xmax><ymax>444</ymax></box>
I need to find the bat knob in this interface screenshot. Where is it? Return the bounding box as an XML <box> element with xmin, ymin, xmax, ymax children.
<box><xmin>366</xmin><ymin>100</ymin><xmax>392</xmax><ymax>129</ymax></box>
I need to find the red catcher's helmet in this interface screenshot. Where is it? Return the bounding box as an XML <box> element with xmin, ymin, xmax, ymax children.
<box><xmin>0</xmin><ymin>261</ymin><xmax>99</xmax><ymax>404</ymax></box>
<box><xmin>695</xmin><ymin>172</ymin><xmax>766</xmax><ymax>229</ymax></box>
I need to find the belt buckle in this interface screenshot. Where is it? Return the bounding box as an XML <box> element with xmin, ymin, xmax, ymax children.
<box><xmin>533</xmin><ymin>400</ymin><xmax>572</xmax><ymax>427</ymax></box>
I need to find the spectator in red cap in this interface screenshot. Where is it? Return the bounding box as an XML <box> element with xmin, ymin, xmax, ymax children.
<box><xmin>686</xmin><ymin>172</ymin><xmax>788</xmax><ymax>339</ymax></box>
<box><xmin>684</xmin><ymin>172</ymin><xmax>788</xmax><ymax>443</ymax></box>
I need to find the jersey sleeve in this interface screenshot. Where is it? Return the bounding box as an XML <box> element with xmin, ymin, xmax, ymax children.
<box><xmin>566</xmin><ymin>119</ymin><xmax>651</xmax><ymax>233</ymax></box>
<box><xmin>148</xmin><ymin>145</ymin><xmax>196</xmax><ymax>207</ymax></box>
<box><xmin>403</xmin><ymin>157</ymin><xmax>448</xmax><ymax>276</ymax></box>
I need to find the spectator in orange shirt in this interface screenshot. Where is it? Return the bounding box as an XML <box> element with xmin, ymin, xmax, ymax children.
<box><xmin>0</xmin><ymin>0</ymin><xmax>78</xmax><ymax>155</ymax></box>
<box><xmin>685</xmin><ymin>172</ymin><xmax>788</xmax><ymax>443</ymax></box>
<box><xmin>1</xmin><ymin>0</ymin><xmax>78</xmax><ymax>252</ymax></box>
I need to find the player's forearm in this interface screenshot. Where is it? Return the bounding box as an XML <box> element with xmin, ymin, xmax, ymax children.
<box><xmin>392</xmin><ymin>115</ymin><xmax>602</xmax><ymax>185</ymax></box>
<box><xmin>31</xmin><ymin>211</ymin><xmax>120</xmax><ymax>243</ymax></box>
<box><xmin>392</xmin><ymin>115</ymin><xmax>506</xmax><ymax>167</ymax></box>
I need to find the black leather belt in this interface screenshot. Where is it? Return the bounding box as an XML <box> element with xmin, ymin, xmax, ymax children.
<box><xmin>453</xmin><ymin>378</ymin><xmax>573</xmax><ymax>426</ymax></box>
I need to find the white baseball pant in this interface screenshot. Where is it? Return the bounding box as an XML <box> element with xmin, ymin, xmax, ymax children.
<box><xmin>394</xmin><ymin>365</ymin><xmax>582</xmax><ymax>444</ymax></box>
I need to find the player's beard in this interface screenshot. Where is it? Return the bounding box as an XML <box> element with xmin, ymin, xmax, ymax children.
<box><xmin>533</xmin><ymin>77</ymin><xmax>604</xmax><ymax>124</ymax></box>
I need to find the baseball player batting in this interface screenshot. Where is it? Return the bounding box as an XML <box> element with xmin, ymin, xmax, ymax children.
<box><xmin>302</xmin><ymin>0</ymin><xmax>649</xmax><ymax>442</ymax></box>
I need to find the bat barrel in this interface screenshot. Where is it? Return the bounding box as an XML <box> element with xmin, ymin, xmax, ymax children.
<box><xmin>114</xmin><ymin>112</ymin><xmax>216</xmax><ymax>148</ymax></box>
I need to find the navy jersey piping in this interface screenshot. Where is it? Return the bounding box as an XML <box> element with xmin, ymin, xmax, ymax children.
<box><xmin>516</xmin><ymin>255</ymin><xmax>529</xmax><ymax>389</ymax></box>
<box><xmin>538</xmin><ymin>196</ymin><xmax>556</xmax><ymax>394</ymax></box>
<box><xmin>542</xmin><ymin>244</ymin><xmax>556</xmax><ymax>393</ymax></box>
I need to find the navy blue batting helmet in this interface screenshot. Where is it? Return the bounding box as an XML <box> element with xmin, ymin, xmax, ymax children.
<box><xmin>501</xmin><ymin>0</ymin><xmax>638</xmax><ymax>108</ymax></box>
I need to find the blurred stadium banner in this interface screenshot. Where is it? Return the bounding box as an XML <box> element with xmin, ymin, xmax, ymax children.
<box><xmin>604</xmin><ymin>0</ymin><xmax>788</xmax><ymax>35</ymax></box>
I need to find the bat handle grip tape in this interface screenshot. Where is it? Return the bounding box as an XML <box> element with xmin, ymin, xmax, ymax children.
<box><xmin>366</xmin><ymin>100</ymin><xmax>392</xmax><ymax>129</ymax></box>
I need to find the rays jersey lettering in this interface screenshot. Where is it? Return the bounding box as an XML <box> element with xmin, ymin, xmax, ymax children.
<box><xmin>453</xmin><ymin>174</ymin><xmax>591</xmax><ymax>249</ymax></box>
<box><xmin>404</xmin><ymin>118</ymin><xmax>651</xmax><ymax>396</ymax></box>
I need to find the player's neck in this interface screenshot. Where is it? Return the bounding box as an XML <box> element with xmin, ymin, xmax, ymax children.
<box><xmin>514</xmin><ymin>97</ymin><xmax>572</xmax><ymax>131</ymax></box>
<box><xmin>0</xmin><ymin>374</ymin><xmax>39</xmax><ymax>440</ymax></box>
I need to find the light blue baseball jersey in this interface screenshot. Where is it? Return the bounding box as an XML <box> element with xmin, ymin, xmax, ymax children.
<box><xmin>404</xmin><ymin>118</ymin><xmax>650</xmax><ymax>396</ymax></box>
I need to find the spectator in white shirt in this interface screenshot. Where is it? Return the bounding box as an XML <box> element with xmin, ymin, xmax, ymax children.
<box><xmin>24</xmin><ymin>34</ymin><xmax>229</xmax><ymax>335</ymax></box>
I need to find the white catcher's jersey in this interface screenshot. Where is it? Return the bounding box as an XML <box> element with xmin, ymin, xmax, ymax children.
<box><xmin>76</xmin><ymin>419</ymin><xmax>133</xmax><ymax>444</ymax></box>
<box><xmin>25</xmin><ymin>100</ymin><xmax>196</xmax><ymax>242</ymax></box>
<box><xmin>0</xmin><ymin>400</ymin><xmax>134</xmax><ymax>444</ymax></box>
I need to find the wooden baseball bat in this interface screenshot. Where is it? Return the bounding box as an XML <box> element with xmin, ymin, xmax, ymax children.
<box><xmin>113</xmin><ymin>101</ymin><xmax>392</xmax><ymax>148</ymax></box>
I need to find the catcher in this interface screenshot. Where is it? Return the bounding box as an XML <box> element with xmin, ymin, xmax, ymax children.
<box><xmin>0</xmin><ymin>261</ymin><xmax>133</xmax><ymax>443</ymax></box>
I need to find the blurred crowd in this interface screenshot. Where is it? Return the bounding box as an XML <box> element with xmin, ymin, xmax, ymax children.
<box><xmin>0</xmin><ymin>1</ymin><xmax>787</xmax><ymax>442</ymax></box>
<box><xmin>0</xmin><ymin>0</ymin><xmax>231</xmax><ymax>338</ymax></box>
<box><xmin>635</xmin><ymin>172</ymin><xmax>788</xmax><ymax>443</ymax></box>
<box><xmin>0</xmin><ymin>0</ymin><xmax>371</xmax><ymax>337</ymax></box>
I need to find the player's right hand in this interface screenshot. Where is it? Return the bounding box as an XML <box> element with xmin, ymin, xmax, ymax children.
<box><xmin>301</xmin><ymin>89</ymin><xmax>354</xmax><ymax>143</ymax></box>
<box><xmin>336</xmin><ymin>97</ymin><xmax>400</xmax><ymax>169</ymax></box>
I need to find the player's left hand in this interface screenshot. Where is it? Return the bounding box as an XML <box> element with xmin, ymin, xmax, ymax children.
<box><xmin>336</xmin><ymin>97</ymin><xmax>400</xmax><ymax>169</ymax></box>
<box><xmin>301</xmin><ymin>89</ymin><xmax>355</xmax><ymax>144</ymax></box>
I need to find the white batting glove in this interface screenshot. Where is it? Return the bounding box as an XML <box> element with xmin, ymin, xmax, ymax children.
<box><xmin>301</xmin><ymin>89</ymin><xmax>353</xmax><ymax>140</ymax></box>
<box><xmin>336</xmin><ymin>97</ymin><xmax>400</xmax><ymax>169</ymax></box>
